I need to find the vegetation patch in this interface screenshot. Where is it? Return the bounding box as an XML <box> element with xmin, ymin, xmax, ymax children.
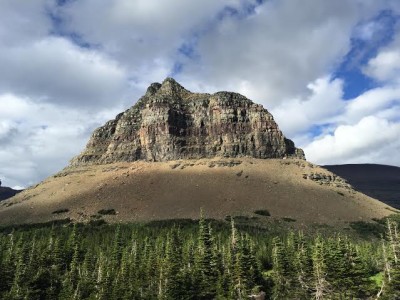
<box><xmin>169</xmin><ymin>163</ymin><xmax>180</xmax><ymax>169</ymax></box>
<box><xmin>349</xmin><ymin>221</ymin><xmax>385</xmax><ymax>238</ymax></box>
<box><xmin>0</xmin><ymin>217</ymin><xmax>399</xmax><ymax>298</ymax></box>
<box><xmin>282</xmin><ymin>217</ymin><xmax>296</xmax><ymax>222</ymax></box>
<box><xmin>52</xmin><ymin>208</ymin><xmax>70</xmax><ymax>214</ymax></box>
<box><xmin>87</xmin><ymin>219</ymin><xmax>107</xmax><ymax>226</ymax></box>
<box><xmin>233</xmin><ymin>215</ymin><xmax>251</xmax><ymax>221</ymax></box>
<box><xmin>254</xmin><ymin>209</ymin><xmax>271</xmax><ymax>217</ymax></box>
<box><xmin>0</xmin><ymin>218</ymin><xmax>71</xmax><ymax>234</ymax></box>
<box><xmin>224</xmin><ymin>215</ymin><xmax>232</xmax><ymax>222</ymax></box>
<box><xmin>370</xmin><ymin>272</ymin><xmax>383</xmax><ymax>286</ymax></box>
<box><xmin>98</xmin><ymin>208</ymin><xmax>116</xmax><ymax>215</ymax></box>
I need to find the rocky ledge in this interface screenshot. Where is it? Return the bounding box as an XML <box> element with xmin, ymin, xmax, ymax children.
<box><xmin>71</xmin><ymin>78</ymin><xmax>304</xmax><ymax>166</ymax></box>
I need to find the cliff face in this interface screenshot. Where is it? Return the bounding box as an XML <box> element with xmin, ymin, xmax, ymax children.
<box><xmin>71</xmin><ymin>78</ymin><xmax>304</xmax><ymax>166</ymax></box>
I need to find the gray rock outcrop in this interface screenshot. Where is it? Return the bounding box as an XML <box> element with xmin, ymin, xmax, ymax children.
<box><xmin>71</xmin><ymin>78</ymin><xmax>304</xmax><ymax>166</ymax></box>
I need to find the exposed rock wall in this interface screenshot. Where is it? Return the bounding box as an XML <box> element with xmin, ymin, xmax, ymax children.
<box><xmin>71</xmin><ymin>78</ymin><xmax>304</xmax><ymax>166</ymax></box>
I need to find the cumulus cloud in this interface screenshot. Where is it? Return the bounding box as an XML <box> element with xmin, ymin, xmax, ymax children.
<box><xmin>344</xmin><ymin>86</ymin><xmax>400</xmax><ymax>123</ymax></box>
<box><xmin>178</xmin><ymin>0</ymin><xmax>383</xmax><ymax>105</ymax></box>
<box><xmin>58</xmin><ymin>0</ymin><xmax>246</xmax><ymax>84</ymax></box>
<box><xmin>0</xmin><ymin>37</ymin><xmax>128</xmax><ymax>108</ymax></box>
<box><xmin>0</xmin><ymin>94</ymin><xmax>122</xmax><ymax>188</ymax></box>
<box><xmin>272</xmin><ymin>77</ymin><xmax>345</xmax><ymax>137</ymax></box>
<box><xmin>363</xmin><ymin>49</ymin><xmax>400</xmax><ymax>83</ymax></box>
<box><xmin>0</xmin><ymin>1</ymin><xmax>134</xmax><ymax>186</ymax></box>
<box><xmin>301</xmin><ymin>28</ymin><xmax>400</xmax><ymax>165</ymax></box>
<box><xmin>281</xmin><ymin>76</ymin><xmax>400</xmax><ymax>165</ymax></box>
<box><xmin>304</xmin><ymin>116</ymin><xmax>400</xmax><ymax>165</ymax></box>
<box><xmin>0</xmin><ymin>0</ymin><xmax>52</xmax><ymax>45</ymax></box>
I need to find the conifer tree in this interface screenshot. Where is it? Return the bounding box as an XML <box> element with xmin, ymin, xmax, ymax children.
<box><xmin>382</xmin><ymin>219</ymin><xmax>400</xmax><ymax>299</ymax></box>
<box><xmin>194</xmin><ymin>211</ymin><xmax>218</xmax><ymax>299</ymax></box>
<box><xmin>111</xmin><ymin>224</ymin><xmax>124</xmax><ymax>268</ymax></box>
<box><xmin>272</xmin><ymin>236</ymin><xmax>290</xmax><ymax>299</ymax></box>
<box><xmin>293</xmin><ymin>231</ymin><xmax>312</xmax><ymax>298</ymax></box>
<box><xmin>164</xmin><ymin>229</ymin><xmax>184</xmax><ymax>299</ymax></box>
<box><xmin>312</xmin><ymin>236</ymin><xmax>329</xmax><ymax>300</ymax></box>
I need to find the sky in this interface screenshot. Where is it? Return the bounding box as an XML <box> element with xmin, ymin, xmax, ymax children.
<box><xmin>1</xmin><ymin>0</ymin><xmax>400</xmax><ymax>189</ymax></box>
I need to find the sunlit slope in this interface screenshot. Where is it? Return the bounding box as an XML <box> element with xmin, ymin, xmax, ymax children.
<box><xmin>0</xmin><ymin>158</ymin><xmax>394</xmax><ymax>225</ymax></box>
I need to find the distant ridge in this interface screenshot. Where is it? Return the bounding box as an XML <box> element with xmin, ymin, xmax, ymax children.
<box><xmin>0</xmin><ymin>186</ymin><xmax>22</xmax><ymax>201</ymax></box>
<box><xmin>323</xmin><ymin>164</ymin><xmax>400</xmax><ymax>209</ymax></box>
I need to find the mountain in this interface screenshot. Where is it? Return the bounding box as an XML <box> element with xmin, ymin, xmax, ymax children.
<box><xmin>0</xmin><ymin>186</ymin><xmax>22</xmax><ymax>201</ymax></box>
<box><xmin>0</xmin><ymin>78</ymin><xmax>395</xmax><ymax>225</ymax></box>
<box><xmin>323</xmin><ymin>164</ymin><xmax>400</xmax><ymax>209</ymax></box>
<box><xmin>71</xmin><ymin>77</ymin><xmax>304</xmax><ymax>166</ymax></box>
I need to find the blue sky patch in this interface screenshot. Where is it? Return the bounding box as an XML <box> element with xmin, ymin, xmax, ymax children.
<box><xmin>46</xmin><ymin>5</ymin><xmax>96</xmax><ymax>49</ymax></box>
<box><xmin>178</xmin><ymin>42</ymin><xmax>197</xmax><ymax>60</ymax></box>
<box><xmin>334</xmin><ymin>10</ymin><xmax>399</xmax><ymax>100</ymax></box>
<box><xmin>308</xmin><ymin>123</ymin><xmax>334</xmax><ymax>138</ymax></box>
<box><xmin>170</xmin><ymin>62</ymin><xmax>184</xmax><ymax>77</ymax></box>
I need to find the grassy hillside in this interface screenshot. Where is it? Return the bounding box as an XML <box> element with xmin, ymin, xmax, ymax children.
<box><xmin>0</xmin><ymin>158</ymin><xmax>394</xmax><ymax>226</ymax></box>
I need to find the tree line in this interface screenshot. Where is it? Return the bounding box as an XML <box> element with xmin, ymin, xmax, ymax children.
<box><xmin>0</xmin><ymin>216</ymin><xmax>399</xmax><ymax>299</ymax></box>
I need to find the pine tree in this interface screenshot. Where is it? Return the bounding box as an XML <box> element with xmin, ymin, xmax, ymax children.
<box><xmin>8</xmin><ymin>251</ymin><xmax>25</xmax><ymax>300</ymax></box>
<box><xmin>111</xmin><ymin>224</ymin><xmax>124</xmax><ymax>268</ymax></box>
<box><xmin>324</xmin><ymin>235</ymin><xmax>351</xmax><ymax>298</ymax></box>
<box><xmin>311</xmin><ymin>236</ymin><xmax>329</xmax><ymax>300</ymax></box>
<box><xmin>272</xmin><ymin>236</ymin><xmax>290</xmax><ymax>299</ymax></box>
<box><xmin>79</xmin><ymin>247</ymin><xmax>96</xmax><ymax>298</ymax></box>
<box><xmin>194</xmin><ymin>211</ymin><xmax>218</xmax><ymax>299</ymax></box>
<box><xmin>382</xmin><ymin>219</ymin><xmax>400</xmax><ymax>299</ymax></box>
<box><xmin>293</xmin><ymin>231</ymin><xmax>312</xmax><ymax>298</ymax></box>
<box><xmin>164</xmin><ymin>229</ymin><xmax>184</xmax><ymax>299</ymax></box>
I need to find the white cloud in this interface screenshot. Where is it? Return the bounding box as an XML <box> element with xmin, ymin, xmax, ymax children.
<box><xmin>291</xmin><ymin>79</ymin><xmax>400</xmax><ymax>165</ymax></box>
<box><xmin>0</xmin><ymin>0</ymin><xmax>52</xmax><ymax>45</ymax></box>
<box><xmin>293</xmin><ymin>20</ymin><xmax>400</xmax><ymax>166</ymax></box>
<box><xmin>363</xmin><ymin>50</ymin><xmax>400</xmax><ymax>82</ymax></box>
<box><xmin>59</xmin><ymin>0</ymin><xmax>245</xmax><ymax>83</ymax></box>
<box><xmin>362</xmin><ymin>28</ymin><xmax>400</xmax><ymax>83</ymax></box>
<box><xmin>272</xmin><ymin>77</ymin><xmax>344</xmax><ymax>137</ymax></box>
<box><xmin>344</xmin><ymin>86</ymin><xmax>400</xmax><ymax>123</ymax></box>
<box><xmin>0</xmin><ymin>37</ymin><xmax>128</xmax><ymax>108</ymax></box>
<box><xmin>178</xmin><ymin>0</ymin><xmax>383</xmax><ymax>106</ymax></box>
<box><xmin>304</xmin><ymin>116</ymin><xmax>400</xmax><ymax>165</ymax></box>
<box><xmin>0</xmin><ymin>94</ymin><xmax>123</xmax><ymax>188</ymax></box>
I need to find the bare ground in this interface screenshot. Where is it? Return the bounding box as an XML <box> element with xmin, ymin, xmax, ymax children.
<box><xmin>0</xmin><ymin>158</ymin><xmax>396</xmax><ymax>226</ymax></box>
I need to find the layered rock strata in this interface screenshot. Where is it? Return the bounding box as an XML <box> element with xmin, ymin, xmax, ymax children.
<box><xmin>71</xmin><ymin>78</ymin><xmax>304</xmax><ymax>166</ymax></box>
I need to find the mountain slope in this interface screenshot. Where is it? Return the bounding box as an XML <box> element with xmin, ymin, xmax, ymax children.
<box><xmin>323</xmin><ymin>164</ymin><xmax>400</xmax><ymax>209</ymax></box>
<box><xmin>0</xmin><ymin>158</ymin><xmax>393</xmax><ymax>226</ymax></box>
<box><xmin>0</xmin><ymin>78</ymin><xmax>396</xmax><ymax>226</ymax></box>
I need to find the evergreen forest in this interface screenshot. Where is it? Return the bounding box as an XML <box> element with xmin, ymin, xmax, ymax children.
<box><xmin>0</xmin><ymin>215</ymin><xmax>399</xmax><ymax>300</ymax></box>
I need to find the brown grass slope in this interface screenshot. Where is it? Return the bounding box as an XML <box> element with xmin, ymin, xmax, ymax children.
<box><xmin>0</xmin><ymin>158</ymin><xmax>395</xmax><ymax>226</ymax></box>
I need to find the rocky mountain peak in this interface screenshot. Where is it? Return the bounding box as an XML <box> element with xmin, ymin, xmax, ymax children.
<box><xmin>70</xmin><ymin>78</ymin><xmax>305</xmax><ymax>166</ymax></box>
<box><xmin>159</xmin><ymin>77</ymin><xmax>189</xmax><ymax>95</ymax></box>
<box><xmin>145</xmin><ymin>78</ymin><xmax>190</xmax><ymax>98</ymax></box>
